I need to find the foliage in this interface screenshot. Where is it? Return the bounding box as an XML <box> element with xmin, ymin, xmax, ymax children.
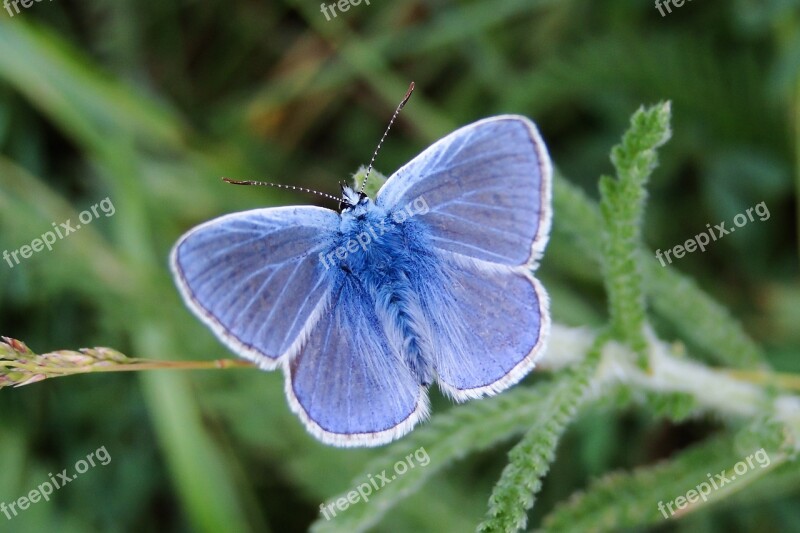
<box><xmin>1</xmin><ymin>2</ymin><xmax>798</xmax><ymax>532</ymax></box>
<box><xmin>598</xmin><ymin>103</ymin><xmax>671</xmax><ymax>365</ymax></box>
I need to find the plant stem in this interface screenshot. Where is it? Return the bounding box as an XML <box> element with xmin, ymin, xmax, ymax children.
<box><xmin>0</xmin><ymin>358</ymin><xmax>255</xmax><ymax>377</ymax></box>
<box><xmin>723</xmin><ymin>369</ymin><xmax>800</xmax><ymax>392</ymax></box>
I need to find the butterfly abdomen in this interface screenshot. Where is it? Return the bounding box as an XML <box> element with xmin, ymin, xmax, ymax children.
<box><xmin>372</xmin><ymin>266</ymin><xmax>433</xmax><ymax>386</ymax></box>
<box><xmin>335</xmin><ymin>207</ymin><xmax>435</xmax><ymax>386</ymax></box>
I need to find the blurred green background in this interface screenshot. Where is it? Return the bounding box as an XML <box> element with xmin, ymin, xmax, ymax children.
<box><xmin>1</xmin><ymin>1</ymin><xmax>798</xmax><ymax>531</ymax></box>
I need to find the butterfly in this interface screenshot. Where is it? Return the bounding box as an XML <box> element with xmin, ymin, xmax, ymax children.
<box><xmin>170</xmin><ymin>111</ymin><xmax>552</xmax><ymax>447</ymax></box>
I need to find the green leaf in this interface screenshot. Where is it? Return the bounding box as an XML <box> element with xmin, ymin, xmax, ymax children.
<box><xmin>642</xmin><ymin>390</ymin><xmax>697</xmax><ymax>423</ymax></box>
<box><xmin>310</xmin><ymin>379</ymin><xmax>580</xmax><ymax>533</ymax></box>
<box><xmin>351</xmin><ymin>167</ymin><xmax>387</xmax><ymax>199</ymax></box>
<box><xmin>598</xmin><ymin>102</ymin><xmax>672</xmax><ymax>365</ymax></box>
<box><xmin>477</xmin><ymin>336</ymin><xmax>606</xmax><ymax>532</ymax></box>
<box><xmin>539</xmin><ymin>434</ymin><xmax>785</xmax><ymax>532</ymax></box>
<box><xmin>552</xmin><ymin>173</ymin><xmax>767</xmax><ymax>369</ymax></box>
<box><xmin>642</xmin><ymin>258</ymin><xmax>770</xmax><ymax>369</ymax></box>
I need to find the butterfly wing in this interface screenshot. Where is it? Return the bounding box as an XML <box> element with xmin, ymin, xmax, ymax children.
<box><xmin>377</xmin><ymin>115</ymin><xmax>552</xmax><ymax>400</ymax></box>
<box><xmin>376</xmin><ymin>115</ymin><xmax>552</xmax><ymax>267</ymax></box>
<box><xmin>286</xmin><ymin>275</ymin><xmax>429</xmax><ymax>447</ymax></box>
<box><xmin>170</xmin><ymin>206</ymin><xmax>339</xmax><ymax>369</ymax></box>
<box><xmin>409</xmin><ymin>253</ymin><xmax>549</xmax><ymax>400</ymax></box>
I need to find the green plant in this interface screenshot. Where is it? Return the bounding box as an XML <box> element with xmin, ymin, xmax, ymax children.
<box><xmin>5</xmin><ymin>101</ymin><xmax>798</xmax><ymax>532</ymax></box>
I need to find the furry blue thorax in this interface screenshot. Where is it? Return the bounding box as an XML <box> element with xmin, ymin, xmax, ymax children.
<box><xmin>323</xmin><ymin>191</ymin><xmax>435</xmax><ymax>385</ymax></box>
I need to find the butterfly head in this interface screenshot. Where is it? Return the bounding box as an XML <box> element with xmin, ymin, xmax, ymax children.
<box><xmin>339</xmin><ymin>184</ymin><xmax>370</xmax><ymax>214</ymax></box>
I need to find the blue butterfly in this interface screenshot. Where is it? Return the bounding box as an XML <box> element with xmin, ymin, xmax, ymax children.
<box><xmin>170</xmin><ymin>114</ymin><xmax>552</xmax><ymax>447</ymax></box>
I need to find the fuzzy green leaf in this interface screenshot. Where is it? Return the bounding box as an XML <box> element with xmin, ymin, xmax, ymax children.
<box><xmin>598</xmin><ymin>102</ymin><xmax>672</xmax><ymax>365</ymax></box>
<box><xmin>539</xmin><ymin>434</ymin><xmax>785</xmax><ymax>532</ymax></box>
<box><xmin>642</xmin><ymin>256</ymin><xmax>770</xmax><ymax>369</ymax></box>
<box><xmin>552</xmin><ymin>173</ymin><xmax>767</xmax><ymax>369</ymax></box>
<box><xmin>351</xmin><ymin>166</ymin><xmax>387</xmax><ymax>199</ymax></box>
<box><xmin>477</xmin><ymin>337</ymin><xmax>606</xmax><ymax>532</ymax></box>
<box><xmin>310</xmin><ymin>379</ymin><xmax>577</xmax><ymax>533</ymax></box>
<box><xmin>642</xmin><ymin>390</ymin><xmax>697</xmax><ymax>423</ymax></box>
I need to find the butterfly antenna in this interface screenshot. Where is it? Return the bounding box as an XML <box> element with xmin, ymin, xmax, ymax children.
<box><xmin>359</xmin><ymin>81</ymin><xmax>415</xmax><ymax>195</ymax></box>
<box><xmin>222</xmin><ymin>178</ymin><xmax>341</xmax><ymax>203</ymax></box>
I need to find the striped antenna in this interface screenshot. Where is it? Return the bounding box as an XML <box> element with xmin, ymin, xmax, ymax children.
<box><xmin>359</xmin><ymin>81</ymin><xmax>415</xmax><ymax>195</ymax></box>
<box><xmin>222</xmin><ymin>178</ymin><xmax>341</xmax><ymax>203</ymax></box>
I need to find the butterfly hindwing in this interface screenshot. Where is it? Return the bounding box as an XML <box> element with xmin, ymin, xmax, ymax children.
<box><xmin>286</xmin><ymin>275</ymin><xmax>429</xmax><ymax>447</ymax></box>
<box><xmin>375</xmin><ymin>115</ymin><xmax>553</xmax><ymax>399</ymax></box>
<box><xmin>170</xmin><ymin>206</ymin><xmax>339</xmax><ymax>368</ymax></box>
<box><xmin>376</xmin><ymin>115</ymin><xmax>551</xmax><ymax>268</ymax></box>
<box><xmin>409</xmin><ymin>253</ymin><xmax>549</xmax><ymax>400</ymax></box>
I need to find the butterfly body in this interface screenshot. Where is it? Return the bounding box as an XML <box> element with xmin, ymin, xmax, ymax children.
<box><xmin>324</xmin><ymin>188</ymin><xmax>436</xmax><ymax>386</ymax></box>
<box><xmin>171</xmin><ymin>115</ymin><xmax>552</xmax><ymax>447</ymax></box>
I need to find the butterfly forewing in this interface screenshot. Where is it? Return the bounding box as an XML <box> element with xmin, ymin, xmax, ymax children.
<box><xmin>170</xmin><ymin>206</ymin><xmax>340</xmax><ymax>368</ymax></box>
<box><xmin>376</xmin><ymin>115</ymin><xmax>552</xmax><ymax>268</ymax></box>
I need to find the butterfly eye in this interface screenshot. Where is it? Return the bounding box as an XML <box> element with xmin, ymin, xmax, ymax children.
<box><xmin>339</xmin><ymin>198</ymin><xmax>355</xmax><ymax>212</ymax></box>
<box><xmin>338</xmin><ymin>185</ymin><xmax>365</xmax><ymax>212</ymax></box>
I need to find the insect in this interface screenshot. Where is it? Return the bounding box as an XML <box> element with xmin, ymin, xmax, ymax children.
<box><xmin>170</xmin><ymin>84</ymin><xmax>552</xmax><ymax>447</ymax></box>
